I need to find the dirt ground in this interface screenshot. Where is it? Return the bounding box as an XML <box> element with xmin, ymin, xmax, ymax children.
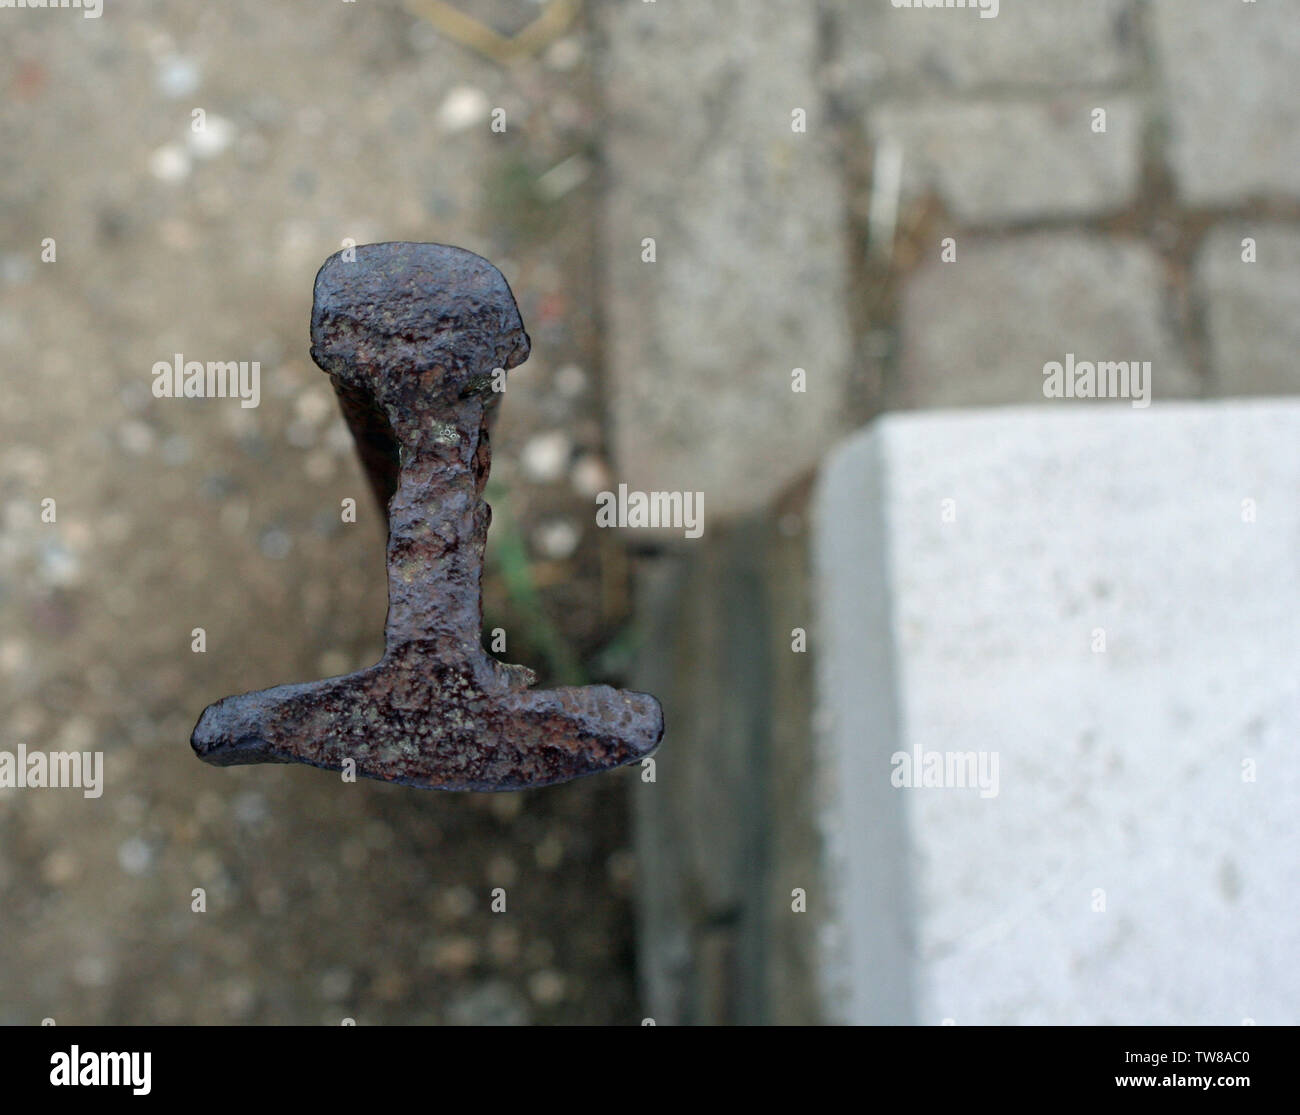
<box><xmin>0</xmin><ymin>1</ymin><xmax>643</xmax><ymax>1024</ymax></box>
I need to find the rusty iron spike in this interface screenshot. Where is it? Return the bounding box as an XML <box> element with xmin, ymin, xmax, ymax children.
<box><xmin>191</xmin><ymin>242</ymin><xmax>664</xmax><ymax>791</ymax></box>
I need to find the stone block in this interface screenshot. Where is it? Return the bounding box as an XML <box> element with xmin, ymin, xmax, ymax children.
<box><xmin>600</xmin><ymin>0</ymin><xmax>851</xmax><ymax>518</ymax></box>
<box><xmin>869</xmin><ymin>96</ymin><xmax>1142</xmax><ymax>224</ymax></box>
<box><xmin>897</xmin><ymin>234</ymin><xmax>1198</xmax><ymax>407</ymax></box>
<box><xmin>1151</xmin><ymin>0</ymin><xmax>1300</xmax><ymax>204</ymax></box>
<box><xmin>1196</xmin><ymin>223</ymin><xmax>1300</xmax><ymax>396</ymax></box>
<box><xmin>814</xmin><ymin>401</ymin><xmax>1300</xmax><ymax>1023</ymax></box>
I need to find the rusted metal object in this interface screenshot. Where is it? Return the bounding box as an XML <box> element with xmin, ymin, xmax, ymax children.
<box><xmin>191</xmin><ymin>242</ymin><xmax>663</xmax><ymax>790</ymax></box>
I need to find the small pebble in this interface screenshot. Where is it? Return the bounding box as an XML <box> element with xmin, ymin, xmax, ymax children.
<box><xmin>570</xmin><ymin>454</ymin><xmax>609</xmax><ymax>498</ymax></box>
<box><xmin>222</xmin><ymin>980</ymin><xmax>256</xmax><ymax>1020</ymax></box>
<box><xmin>293</xmin><ymin>388</ymin><xmax>333</xmax><ymax>426</ymax></box>
<box><xmin>528</xmin><ymin>970</ymin><xmax>566</xmax><ymax>1006</ymax></box>
<box><xmin>487</xmin><ymin>855</ymin><xmax>517</xmax><ymax>888</ymax></box>
<box><xmin>118</xmin><ymin>837</ymin><xmax>154</xmax><ymax>876</ymax></box>
<box><xmin>42</xmin><ymin>850</ymin><xmax>79</xmax><ymax>886</ymax></box>
<box><xmin>232</xmin><ymin>791</ymin><xmax>267</xmax><ymax>828</ymax></box>
<box><xmin>445</xmin><ymin>981</ymin><xmax>529</xmax><ymax>1026</ymax></box>
<box><xmin>56</xmin><ymin>716</ymin><xmax>94</xmax><ymax>750</ymax></box>
<box><xmin>40</xmin><ymin>542</ymin><xmax>80</xmax><ymax>588</ymax></box>
<box><xmin>188</xmin><ymin>114</ymin><xmax>236</xmax><ymax>159</ymax></box>
<box><xmin>319</xmin><ymin>968</ymin><xmax>353</xmax><ymax>1002</ymax></box>
<box><xmin>429</xmin><ymin>937</ymin><xmax>478</xmax><ymax>974</ymax></box>
<box><xmin>544</xmin><ymin>37</ymin><xmax>583</xmax><ymax>73</ymax></box>
<box><xmin>304</xmin><ymin>450</ymin><xmax>336</xmax><ymax>483</ymax></box>
<box><xmin>520</xmin><ymin>430</ymin><xmax>570</xmax><ymax>483</ymax></box>
<box><xmin>554</xmin><ymin>364</ymin><xmax>586</xmax><ymax>397</ymax></box>
<box><xmin>439</xmin><ymin>885</ymin><xmax>474</xmax><ymax>920</ymax></box>
<box><xmin>155</xmin><ymin>55</ymin><xmax>200</xmax><ymax>98</ymax></box>
<box><xmin>535</xmin><ymin>833</ymin><xmax>564</xmax><ymax>870</ymax></box>
<box><xmin>436</xmin><ymin>86</ymin><xmax>489</xmax><ymax>133</ymax></box>
<box><xmin>149</xmin><ymin>145</ymin><xmax>191</xmax><ymax>183</ymax></box>
<box><xmin>286</xmin><ymin>419</ymin><xmax>317</xmax><ymax>449</ymax></box>
<box><xmin>606</xmin><ymin>849</ymin><xmax>637</xmax><ymax>889</ymax></box>
<box><xmin>533</xmin><ymin>519</ymin><xmax>579</xmax><ymax>560</ymax></box>
<box><xmin>258</xmin><ymin>527</ymin><xmax>291</xmax><ymax>560</ymax></box>
<box><xmin>317</xmin><ymin>650</ymin><xmax>350</xmax><ymax>678</ymax></box>
<box><xmin>74</xmin><ymin>956</ymin><xmax>111</xmax><ymax>989</ymax></box>
<box><xmin>118</xmin><ymin>420</ymin><xmax>155</xmax><ymax>455</ymax></box>
<box><xmin>0</xmin><ymin>641</ymin><xmax>29</xmax><ymax>675</ymax></box>
<box><xmin>490</xmin><ymin>793</ymin><xmax>523</xmax><ymax>822</ymax></box>
<box><xmin>489</xmin><ymin>925</ymin><xmax>521</xmax><ymax>964</ymax></box>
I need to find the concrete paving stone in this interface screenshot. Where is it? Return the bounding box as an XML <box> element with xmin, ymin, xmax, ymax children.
<box><xmin>1150</xmin><ymin>0</ymin><xmax>1300</xmax><ymax>205</ymax></box>
<box><xmin>869</xmin><ymin>95</ymin><xmax>1143</xmax><ymax>224</ymax></box>
<box><xmin>897</xmin><ymin>233</ymin><xmax>1198</xmax><ymax>407</ymax></box>
<box><xmin>829</xmin><ymin>0</ymin><xmax>1138</xmax><ymax>96</ymax></box>
<box><xmin>599</xmin><ymin>0</ymin><xmax>851</xmax><ymax>519</ymax></box>
<box><xmin>1196</xmin><ymin>223</ymin><xmax>1300</xmax><ymax>396</ymax></box>
<box><xmin>815</xmin><ymin>400</ymin><xmax>1300</xmax><ymax>1023</ymax></box>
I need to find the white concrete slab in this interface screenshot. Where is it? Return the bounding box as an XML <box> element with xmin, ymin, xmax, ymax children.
<box><xmin>814</xmin><ymin>400</ymin><xmax>1300</xmax><ymax>1024</ymax></box>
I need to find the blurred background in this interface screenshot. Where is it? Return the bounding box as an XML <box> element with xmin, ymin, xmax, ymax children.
<box><xmin>1</xmin><ymin>1</ymin><xmax>1296</xmax><ymax>1025</ymax></box>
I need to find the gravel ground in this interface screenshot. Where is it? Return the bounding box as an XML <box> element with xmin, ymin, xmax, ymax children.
<box><xmin>0</xmin><ymin>1</ymin><xmax>641</xmax><ymax>1025</ymax></box>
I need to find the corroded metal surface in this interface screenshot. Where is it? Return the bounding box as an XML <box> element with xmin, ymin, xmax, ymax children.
<box><xmin>191</xmin><ymin>242</ymin><xmax>664</xmax><ymax>790</ymax></box>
